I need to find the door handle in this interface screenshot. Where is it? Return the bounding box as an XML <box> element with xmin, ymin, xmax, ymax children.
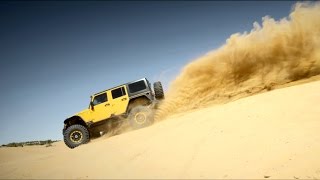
<box><xmin>105</xmin><ymin>103</ymin><xmax>110</xmax><ymax>106</ymax></box>
<box><xmin>121</xmin><ymin>98</ymin><xmax>127</xmax><ymax>101</ymax></box>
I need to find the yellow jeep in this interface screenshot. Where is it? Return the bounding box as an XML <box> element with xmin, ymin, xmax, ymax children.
<box><xmin>63</xmin><ymin>78</ymin><xmax>164</xmax><ymax>149</ymax></box>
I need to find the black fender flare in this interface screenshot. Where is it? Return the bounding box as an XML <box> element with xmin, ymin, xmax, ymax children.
<box><xmin>64</xmin><ymin>116</ymin><xmax>88</xmax><ymax>130</ymax></box>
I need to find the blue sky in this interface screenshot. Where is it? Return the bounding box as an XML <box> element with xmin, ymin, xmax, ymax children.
<box><xmin>0</xmin><ymin>1</ymin><xmax>296</xmax><ymax>144</ymax></box>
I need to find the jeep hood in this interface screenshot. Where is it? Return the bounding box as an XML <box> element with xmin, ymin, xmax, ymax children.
<box><xmin>75</xmin><ymin>109</ymin><xmax>90</xmax><ymax>116</ymax></box>
<box><xmin>67</xmin><ymin>109</ymin><xmax>90</xmax><ymax>120</ymax></box>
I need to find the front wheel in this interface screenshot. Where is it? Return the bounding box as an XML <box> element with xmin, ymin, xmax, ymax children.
<box><xmin>63</xmin><ymin>124</ymin><xmax>90</xmax><ymax>149</ymax></box>
<box><xmin>128</xmin><ymin>106</ymin><xmax>154</xmax><ymax>129</ymax></box>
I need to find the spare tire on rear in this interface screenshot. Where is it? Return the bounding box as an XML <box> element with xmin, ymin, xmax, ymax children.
<box><xmin>153</xmin><ymin>81</ymin><xmax>164</xmax><ymax>100</ymax></box>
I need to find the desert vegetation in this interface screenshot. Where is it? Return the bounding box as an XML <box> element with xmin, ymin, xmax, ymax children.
<box><xmin>1</xmin><ymin>140</ymin><xmax>60</xmax><ymax>147</ymax></box>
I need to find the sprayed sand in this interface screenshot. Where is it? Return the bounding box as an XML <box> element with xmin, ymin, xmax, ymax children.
<box><xmin>156</xmin><ymin>2</ymin><xmax>320</xmax><ymax>120</ymax></box>
<box><xmin>1</xmin><ymin>80</ymin><xmax>320</xmax><ymax>179</ymax></box>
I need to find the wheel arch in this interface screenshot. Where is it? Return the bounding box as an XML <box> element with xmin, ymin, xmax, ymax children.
<box><xmin>127</xmin><ymin>95</ymin><xmax>152</xmax><ymax>113</ymax></box>
<box><xmin>64</xmin><ymin>116</ymin><xmax>88</xmax><ymax>129</ymax></box>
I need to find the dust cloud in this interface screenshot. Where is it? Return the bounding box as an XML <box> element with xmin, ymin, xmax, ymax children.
<box><xmin>92</xmin><ymin>104</ymin><xmax>157</xmax><ymax>140</ymax></box>
<box><xmin>156</xmin><ymin>2</ymin><xmax>320</xmax><ymax>120</ymax></box>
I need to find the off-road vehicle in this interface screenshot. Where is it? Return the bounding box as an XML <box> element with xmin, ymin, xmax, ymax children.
<box><xmin>62</xmin><ymin>78</ymin><xmax>164</xmax><ymax>149</ymax></box>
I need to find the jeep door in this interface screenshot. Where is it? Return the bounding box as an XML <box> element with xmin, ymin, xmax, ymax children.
<box><xmin>90</xmin><ymin>92</ymin><xmax>113</xmax><ymax>122</ymax></box>
<box><xmin>109</xmin><ymin>86</ymin><xmax>129</xmax><ymax>115</ymax></box>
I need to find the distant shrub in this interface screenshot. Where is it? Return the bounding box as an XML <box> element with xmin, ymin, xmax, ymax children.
<box><xmin>45</xmin><ymin>139</ymin><xmax>53</xmax><ymax>147</ymax></box>
<box><xmin>2</xmin><ymin>139</ymin><xmax>59</xmax><ymax>147</ymax></box>
<box><xmin>7</xmin><ymin>143</ymin><xmax>23</xmax><ymax>147</ymax></box>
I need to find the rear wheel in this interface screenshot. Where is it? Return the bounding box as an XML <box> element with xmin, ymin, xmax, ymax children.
<box><xmin>63</xmin><ymin>124</ymin><xmax>90</xmax><ymax>149</ymax></box>
<box><xmin>128</xmin><ymin>106</ymin><xmax>154</xmax><ymax>129</ymax></box>
<box><xmin>154</xmin><ymin>81</ymin><xmax>164</xmax><ymax>100</ymax></box>
<box><xmin>127</xmin><ymin>97</ymin><xmax>150</xmax><ymax>113</ymax></box>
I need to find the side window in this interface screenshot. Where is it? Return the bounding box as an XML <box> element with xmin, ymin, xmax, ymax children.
<box><xmin>92</xmin><ymin>93</ymin><xmax>107</xmax><ymax>106</ymax></box>
<box><xmin>128</xmin><ymin>80</ymin><xmax>147</xmax><ymax>93</ymax></box>
<box><xmin>111</xmin><ymin>87</ymin><xmax>126</xmax><ymax>99</ymax></box>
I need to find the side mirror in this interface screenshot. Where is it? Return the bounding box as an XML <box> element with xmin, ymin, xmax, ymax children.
<box><xmin>90</xmin><ymin>102</ymin><xmax>94</xmax><ymax>110</ymax></box>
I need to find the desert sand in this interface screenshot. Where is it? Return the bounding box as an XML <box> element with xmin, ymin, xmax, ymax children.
<box><xmin>1</xmin><ymin>79</ymin><xmax>320</xmax><ymax>179</ymax></box>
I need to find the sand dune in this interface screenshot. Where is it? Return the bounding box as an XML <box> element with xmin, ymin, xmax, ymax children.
<box><xmin>1</xmin><ymin>79</ymin><xmax>320</xmax><ymax>179</ymax></box>
<box><xmin>2</xmin><ymin>2</ymin><xmax>319</xmax><ymax>179</ymax></box>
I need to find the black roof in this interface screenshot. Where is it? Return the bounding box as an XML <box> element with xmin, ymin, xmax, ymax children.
<box><xmin>92</xmin><ymin>78</ymin><xmax>148</xmax><ymax>96</ymax></box>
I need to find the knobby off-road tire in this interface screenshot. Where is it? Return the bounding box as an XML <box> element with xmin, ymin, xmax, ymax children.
<box><xmin>63</xmin><ymin>124</ymin><xmax>90</xmax><ymax>149</ymax></box>
<box><xmin>128</xmin><ymin>106</ymin><xmax>154</xmax><ymax>129</ymax></box>
<box><xmin>154</xmin><ymin>81</ymin><xmax>164</xmax><ymax>100</ymax></box>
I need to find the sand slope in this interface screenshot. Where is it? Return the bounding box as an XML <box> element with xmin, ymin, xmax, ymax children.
<box><xmin>1</xmin><ymin>80</ymin><xmax>320</xmax><ymax>179</ymax></box>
